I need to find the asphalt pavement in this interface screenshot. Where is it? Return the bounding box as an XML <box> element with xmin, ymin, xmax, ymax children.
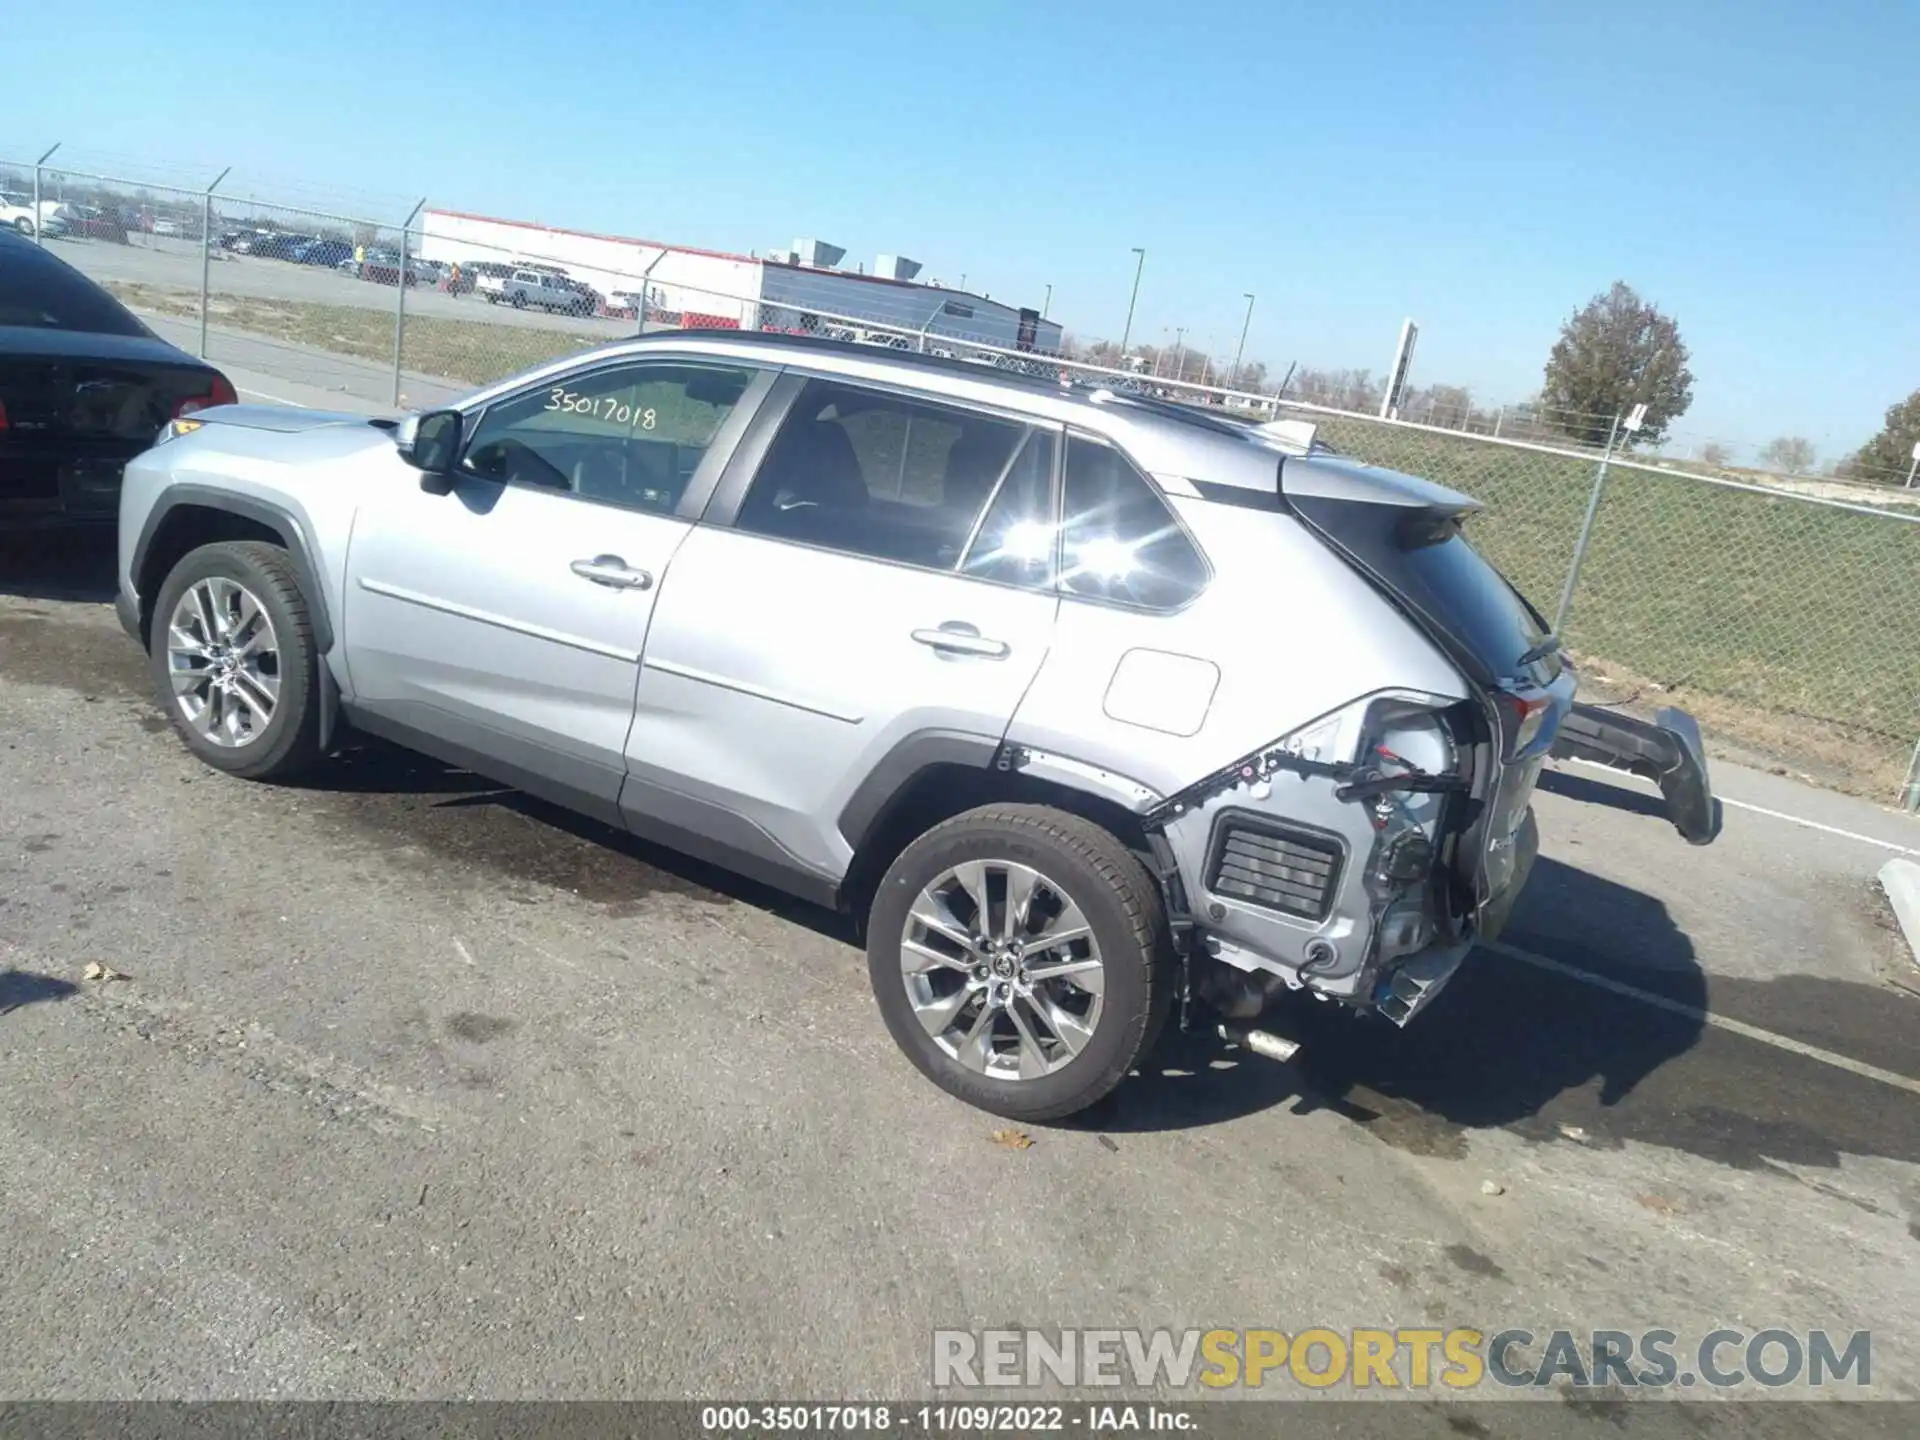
<box><xmin>1</xmin><ymin>531</ymin><xmax>1916</xmax><ymax>1421</ymax></box>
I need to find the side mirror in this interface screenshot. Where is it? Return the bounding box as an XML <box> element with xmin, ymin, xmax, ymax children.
<box><xmin>395</xmin><ymin>409</ymin><xmax>463</xmax><ymax>493</ymax></box>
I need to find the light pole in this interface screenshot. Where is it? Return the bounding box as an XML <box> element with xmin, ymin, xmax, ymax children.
<box><xmin>1171</xmin><ymin>327</ymin><xmax>1186</xmax><ymax>382</ymax></box>
<box><xmin>1907</xmin><ymin>441</ymin><xmax>1920</xmax><ymax>490</ymax></box>
<box><xmin>1231</xmin><ymin>292</ymin><xmax>1255</xmax><ymax>386</ymax></box>
<box><xmin>1119</xmin><ymin>247</ymin><xmax>1145</xmax><ymax>360</ymax></box>
<box><xmin>1042</xmin><ymin>283</ymin><xmax>1052</xmax><ymax>319</ymax></box>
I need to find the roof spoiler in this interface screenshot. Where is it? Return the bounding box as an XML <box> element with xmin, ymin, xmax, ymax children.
<box><xmin>1254</xmin><ymin>418</ymin><xmax>1321</xmax><ymax>454</ymax></box>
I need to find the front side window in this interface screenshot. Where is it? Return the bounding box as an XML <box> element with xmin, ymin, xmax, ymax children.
<box><xmin>734</xmin><ymin>378</ymin><xmax>1030</xmax><ymax>570</ymax></box>
<box><xmin>462</xmin><ymin>361</ymin><xmax>758</xmax><ymax>514</ymax></box>
<box><xmin>1059</xmin><ymin>435</ymin><xmax>1208</xmax><ymax>609</ymax></box>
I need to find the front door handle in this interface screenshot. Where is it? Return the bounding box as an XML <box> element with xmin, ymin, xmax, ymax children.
<box><xmin>570</xmin><ymin>555</ymin><xmax>653</xmax><ymax>590</ymax></box>
<box><xmin>911</xmin><ymin>624</ymin><xmax>1010</xmax><ymax>659</ymax></box>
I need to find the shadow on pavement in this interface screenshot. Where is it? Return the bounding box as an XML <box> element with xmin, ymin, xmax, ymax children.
<box><xmin>0</xmin><ymin>969</ymin><xmax>80</xmax><ymax>1017</ymax></box>
<box><xmin>299</xmin><ymin>737</ymin><xmax>853</xmax><ymax>931</ymax></box>
<box><xmin>1085</xmin><ymin>857</ymin><xmax>1707</xmax><ymax>1147</ymax></box>
<box><xmin>0</xmin><ymin>528</ymin><xmax>120</xmax><ymax>605</ymax></box>
<box><xmin>1536</xmin><ymin>764</ymin><xmax>1670</xmax><ymax>821</ymax></box>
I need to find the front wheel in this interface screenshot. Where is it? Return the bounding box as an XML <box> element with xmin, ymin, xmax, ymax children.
<box><xmin>866</xmin><ymin>804</ymin><xmax>1172</xmax><ymax>1121</ymax></box>
<box><xmin>12</xmin><ymin>216</ymin><xmax>31</xmax><ymax>237</ymax></box>
<box><xmin>149</xmin><ymin>540</ymin><xmax>324</xmax><ymax>781</ymax></box>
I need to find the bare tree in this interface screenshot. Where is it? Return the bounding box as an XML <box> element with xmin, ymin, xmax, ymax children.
<box><xmin>1698</xmin><ymin>442</ymin><xmax>1733</xmax><ymax>468</ymax></box>
<box><xmin>1758</xmin><ymin>436</ymin><xmax>1816</xmax><ymax>473</ymax></box>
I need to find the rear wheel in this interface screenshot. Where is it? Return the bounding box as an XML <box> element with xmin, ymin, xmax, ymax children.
<box><xmin>149</xmin><ymin>540</ymin><xmax>323</xmax><ymax>782</ymax></box>
<box><xmin>866</xmin><ymin>804</ymin><xmax>1172</xmax><ymax>1121</ymax></box>
<box><xmin>12</xmin><ymin>216</ymin><xmax>31</xmax><ymax>237</ymax></box>
<box><xmin>510</xmin><ymin>292</ymin><xmax>525</xmax><ymax>309</ymax></box>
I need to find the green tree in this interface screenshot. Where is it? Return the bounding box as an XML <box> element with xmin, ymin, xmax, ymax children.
<box><xmin>1540</xmin><ymin>281</ymin><xmax>1695</xmax><ymax>446</ymax></box>
<box><xmin>1840</xmin><ymin>389</ymin><xmax>1920</xmax><ymax>484</ymax></box>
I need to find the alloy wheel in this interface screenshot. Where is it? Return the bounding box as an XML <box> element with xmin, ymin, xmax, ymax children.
<box><xmin>166</xmin><ymin>576</ymin><xmax>281</xmax><ymax>747</ymax></box>
<box><xmin>899</xmin><ymin>859</ymin><xmax>1106</xmax><ymax>1081</ymax></box>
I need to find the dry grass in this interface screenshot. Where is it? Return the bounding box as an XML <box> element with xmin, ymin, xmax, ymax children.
<box><xmin>106</xmin><ymin>280</ymin><xmax>604</xmax><ymax>388</ymax></box>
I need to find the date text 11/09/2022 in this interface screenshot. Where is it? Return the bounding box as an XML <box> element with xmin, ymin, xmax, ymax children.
<box><xmin>700</xmin><ymin>1406</ymin><xmax>1193</xmax><ymax>1433</ymax></box>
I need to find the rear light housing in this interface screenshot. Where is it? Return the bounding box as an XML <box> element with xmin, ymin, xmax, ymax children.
<box><xmin>1499</xmin><ymin>690</ymin><xmax>1551</xmax><ymax>755</ymax></box>
<box><xmin>174</xmin><ymin>372</ymin><xmax>238</xmax><ymax>418</ymax></box>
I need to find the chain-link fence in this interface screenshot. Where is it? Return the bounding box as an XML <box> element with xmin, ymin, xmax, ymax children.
<box><xmin>1298</xmin><ymin>410</ymin><xmax>1920</xmax><ymax>801</ymax></box>
<box><xmin>9</xmin><ymin>156</ymin><xmax>1919</xmax><ymax>804</ymax></box>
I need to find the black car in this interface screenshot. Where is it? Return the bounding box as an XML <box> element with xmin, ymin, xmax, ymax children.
<box><xmin>0</xmin><ymin>230</ymin><xmax>237</xmax><ymax>528</ymax></box>
<box><xmin>249</xmin><ymin>231</ymin><xmax>315</xmax><ymax>261</ymax></box>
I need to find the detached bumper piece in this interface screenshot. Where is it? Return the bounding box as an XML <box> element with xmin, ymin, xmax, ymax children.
<box><xmin>1550</xmin><ymin>703</ymin><xmax>1722</xmax><ymax>845</ymax></box>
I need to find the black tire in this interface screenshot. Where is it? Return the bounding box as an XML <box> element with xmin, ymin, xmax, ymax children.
<box><xmin>149</xmin><ymin>540</ymin><xmax>324</xmax><ymax>782</ymax></box>
<box><xmin>510</xmin><ymin>292</ymin><xmax>525</xmax><ymax>309</ymax></box>
<box><xmin>12</xmin><ymin>216</ymin><xmax>31</xmax><ymax>237</ymax></box>
<box><xmin>866</xmin><ymin>803</ymin><xmax>1172</xmax><ymax>1122</ymax></box>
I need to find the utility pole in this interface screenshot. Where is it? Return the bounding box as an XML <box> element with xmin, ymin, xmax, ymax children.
<box><xmin>1119</xmin><ymin>247</ymin><xmax>1145</xmax><ymax>360</ymax></box>
<box><xmin>1042</xmin><ymin>283</ymin><xmax>1052</xmax><ymax>319</ymax></box>
<box><xmin>1907</xmin><ymin>441</ymin><xmax>1920</xmax><ymax>490</ymax></box>
<box><xmin>31</xmin><ymin>142</ymin><xmax>59</xmax><ymax>248</ymax></box>
<box><xmin>1231</xmin><ymin>292</ymin><xmax>1255</xmax><ymax>386</ymax></box>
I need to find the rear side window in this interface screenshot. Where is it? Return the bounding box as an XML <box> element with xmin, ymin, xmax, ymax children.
<box><xmin>0</xmin><ymin>243</ymin><xmax>149</xmax><ymax>336</ymax></box>
<box><xmin>1059</xmin><ymin>435</ymin><xmax>1208</xmax><ymax>610</ymax></box>
<box><xmin>734</xmin><ymin>378</ymin><xmax>1030</xmax><ymax>571</ymax></box>
<box><xmin>960</xmin><ymin>428</ymin><xmax>1058</xmax><ymax>587</ymax></box>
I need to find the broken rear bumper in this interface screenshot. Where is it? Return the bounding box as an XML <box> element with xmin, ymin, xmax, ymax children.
<box><xmin>1549</xmin><ymin>703</ymin><xmax>1722</xmax><ymax>845</ymax></box>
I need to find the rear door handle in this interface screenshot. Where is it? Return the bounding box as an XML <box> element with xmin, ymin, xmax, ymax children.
<box><xmin>911</xmin><ymin>624</ymin><xmax>1010</xmax><ymax>659</ymax></box>
<box><xmin>570</xmin><ymin>554</ymin><xmax>653</xmax><ymax>590</ymax></box>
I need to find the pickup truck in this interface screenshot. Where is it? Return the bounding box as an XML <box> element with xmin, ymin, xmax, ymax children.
<box><xmin>477</xmin><ymin>267</ymin><xmax>599</xmax><ymax>317</ymax></box>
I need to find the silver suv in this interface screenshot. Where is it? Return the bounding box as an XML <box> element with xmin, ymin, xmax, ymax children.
<box><xmin>114</xmin><ymin>332</ymin><xmax>1717</xmax><ymax>1120</ymax></box>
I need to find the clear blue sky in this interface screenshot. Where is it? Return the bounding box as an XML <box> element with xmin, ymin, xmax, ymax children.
<box><xmin>4</xmin><ymin>0</ymin><xmax>1914</xmax><ymax>456</ymax></box>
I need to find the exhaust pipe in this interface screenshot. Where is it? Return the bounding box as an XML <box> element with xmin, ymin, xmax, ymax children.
<box><xmin>1216</xmin><ymin>1024</ymin><xmax>1301</xmax><ymax>1064</ymax></box>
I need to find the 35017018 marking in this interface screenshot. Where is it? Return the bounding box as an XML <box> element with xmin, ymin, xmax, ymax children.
<box><xmin>546</xmin><ymin>386</ymin><xmax>656</xmax><ymax>428</ymax></box>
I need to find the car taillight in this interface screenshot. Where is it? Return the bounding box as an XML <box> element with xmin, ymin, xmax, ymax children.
<box><xmin>0</xmin><ymin>398</ymin><xmax>8</xmax><ymax>434</ymax></box>
<box><xmin>174</xmin><ymin>373</ymin><xmax>238</xmax><ymax>419</ymax></box>
<box><xmin>1500</xmin><ymin>691</ymin><xmax>1552</xmax><ymax>755</ymax></box>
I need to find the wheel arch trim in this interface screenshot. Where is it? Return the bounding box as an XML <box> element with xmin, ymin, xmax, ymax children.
<box><xmin>838</xmin><ymin>731</ymin><xmax>1167</xmax><ymax>862</ymax></box>
<box><xmin>131</xmin><ymin>485</ymin><xmax>335</xmax><ymax>653</ymax></box>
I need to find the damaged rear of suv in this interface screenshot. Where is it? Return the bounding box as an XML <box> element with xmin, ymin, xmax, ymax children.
<box><xmin>1148</xmin><ymin>449</ymin><xmax>1575</xmax><ymax>1036</ymax></box>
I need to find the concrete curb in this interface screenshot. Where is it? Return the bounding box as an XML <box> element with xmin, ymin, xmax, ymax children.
<box><xmin>1877</xmin><ymin>858</ymin><xmax>1920</xmax><ymax>978</ymax></box>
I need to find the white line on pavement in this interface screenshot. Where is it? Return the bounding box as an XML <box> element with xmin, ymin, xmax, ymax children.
<box><xmin>1483</xmin><ymin>938</ymin><xmax>1920</xmax><ymax>1097</ymax></box>
<box><xmin>1717</xmin><ymin>796</ymin><xmax>1920</xmax><ymax>857</ymax></box>
<box><xmin>1562</xmin><ymin>757</ymin><xmax>1920</xmax><ymax>857</ymax></box>
<box><xmin>238</xmin><ymin>386</ymin><xmax>306</xmax><ymax>407</ymax></box>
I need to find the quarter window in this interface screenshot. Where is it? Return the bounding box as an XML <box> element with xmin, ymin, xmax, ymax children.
<box><xmin>1059</xmin><ymin>435</ymin><xmax>1208</xmax><ymax>609</ymax></box>
<box><xmin>461</xmin><ymin>362</ymin><xmax>758</xmax><ymax>515</ymax></box>
<box><xmin>735</xmin><ymin>378</ymin><xmax>1031</xmax><ymax>571</ymax></box>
